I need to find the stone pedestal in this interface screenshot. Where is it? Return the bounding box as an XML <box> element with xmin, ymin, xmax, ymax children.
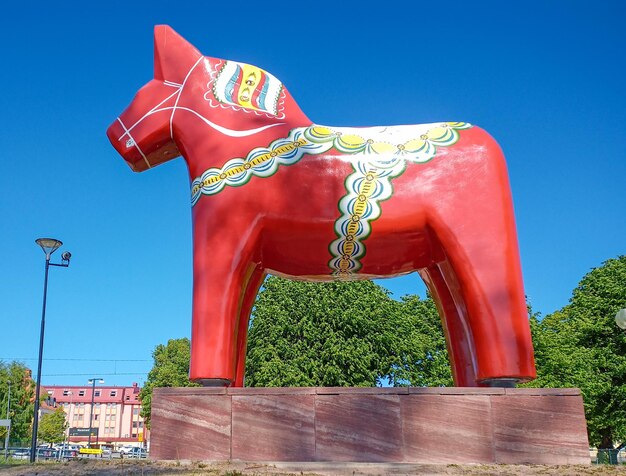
<box><xmin>150</xmin><ymin>387</ymin><xmax>589</xmax><ymax>464</ymax></box>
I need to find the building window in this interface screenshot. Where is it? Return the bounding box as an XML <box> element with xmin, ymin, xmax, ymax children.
<box><xmin>110</xmin><ymin>390</ymin><xmax>117</xmax><ymax>397</ymax></box>
<box><xmin>95</xmin><ymin>390</ymin><xmax>101</xmax><ymax>397</ymax></box>
<box><xmin>132</xmin><ymin>408</ymin><xmax>139</xmax><ymax>416</ymax></box>
<box><xmin>78</xmin><ymin>390</ymin><xmax>85</xmax><ymax>397</ymax></box>
<box><xmin>63</xmin><ymin>390</ymin><xmax>69</xmax><ymax>396</ymax></box>
<box><xmin>126</xmin><ymin>395</ymin><xmax>130</xmax><ymax>400</ymax></box>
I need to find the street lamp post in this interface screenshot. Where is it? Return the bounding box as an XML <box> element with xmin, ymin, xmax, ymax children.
<box><xmin>87</xmin><ymin>379</ymin><xmax>104</xmax><ymax>449</ymax></box>
<box><xmin>3</xmin><ymin>380</ymin><xmax>10</xmax><ymax>460</ymax></box>
<box><xmin>58</xmin><ymin>390</ymin><xmax>73</xmax><ymax>461</ymax></box>
<box><xmin>30</xmin><ymin>238</ymin><xmax>71</xmax><ymax>463</ymax></box>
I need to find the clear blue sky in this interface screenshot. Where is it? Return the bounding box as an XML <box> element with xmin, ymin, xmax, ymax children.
<box><xmin>1</xmin><ymin>1</ymin><xmax>624</xmax><ymax>387</ymax></box>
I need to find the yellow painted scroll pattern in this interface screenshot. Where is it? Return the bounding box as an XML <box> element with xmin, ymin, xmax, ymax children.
<box><xmin>325</xmin><ymin>122</ymin><xmax>472</xmax><ymax>277</ymax></box>
<box><xmin>189</xmin><ymin>122</ymin><xmax>472</xmax><ymax>276</ymax></box>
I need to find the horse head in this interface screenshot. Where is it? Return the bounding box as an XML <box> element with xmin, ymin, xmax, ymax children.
<box><xmin>107</xmin><ymin>25</ymin><xmax>310</xmax><ymax>173</ymax></box>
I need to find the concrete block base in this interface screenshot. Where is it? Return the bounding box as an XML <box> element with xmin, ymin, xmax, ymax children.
<box><xmin>150</xmin><ymin>387</ymin><xmax>589</xmax><ymax>464</ymax></box>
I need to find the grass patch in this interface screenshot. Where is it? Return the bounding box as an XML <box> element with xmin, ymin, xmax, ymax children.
<box><xmin>0</xmin><ymin>458</ymin><xmax>30</xmax><ymax>466</ymax></box>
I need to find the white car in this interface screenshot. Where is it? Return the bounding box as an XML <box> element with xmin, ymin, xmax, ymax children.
<box><xmin>12</xmin><ymin>449</ymin><xmax>30</xmax><ymax>460</ymax></box>
<box><xmin>119</xmin><ymin>445</ymin><xmax>135</xmax><ymax>455</ymax></box>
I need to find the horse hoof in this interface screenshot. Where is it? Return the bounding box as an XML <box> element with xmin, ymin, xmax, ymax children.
<box><xmin>196</xmin><ymin>378</ymin><xmax>231</xmax><ymax>387</ymax></box>
<box><xmin>482</xmin><ymin>378</ymin><xmax>518</xmax><ymax>388</ymax></box>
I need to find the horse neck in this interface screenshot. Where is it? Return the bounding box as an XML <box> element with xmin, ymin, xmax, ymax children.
<box><xmin>176</xmin><ymin>78</ymin><xmax>312</xmax><ymax>175</ymax></box>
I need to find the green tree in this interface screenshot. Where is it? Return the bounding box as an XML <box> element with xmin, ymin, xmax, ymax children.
<box><xmin>140</xmin><ymin>278</ymin><xmax>452</xmax><ymax>422</ymax></box>
<box><xmin>0</xmin><ymin>361</ymin><xmax>35</xmax><ymax>442</ymax></box>
<box><xmin>244</xmin><ymin>276</ymin><xmax>451</xmax><ymax>387</ymax></box>
<box><xmin>528</xmin><ymin>256</ymin><xmax>626</xmax><ymax>448</ymax></box>
<box><xmin>38</xmin><ymin>407</ymin><xmax>67</xmax><ymax>444</ymax></box>
<box><xmin>138</xmin><ymin>338</ymin><xmax>198</xmax><ymax>428</ymax></box>
<box><xmin>386</xmin><ymin>294</ymin><xmax>452</xmax><ymax>387</ymax></box>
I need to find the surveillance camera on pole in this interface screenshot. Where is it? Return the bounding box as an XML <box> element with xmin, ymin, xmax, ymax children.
<box><xmin>616</xmin><ymin>309</ymin><xmax>626</xmax><ymax>330</ymax></box>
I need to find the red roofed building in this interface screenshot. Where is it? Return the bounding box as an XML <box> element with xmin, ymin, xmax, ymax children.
<box><xmin>44</xmin><ymin>383</ymin><xmax>148</xmax><ymax>448</ymax></box>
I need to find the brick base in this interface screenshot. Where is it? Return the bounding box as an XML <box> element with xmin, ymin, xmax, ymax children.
<box><xmin>150</xmin><ymin>387</ymin><xmax>589</xmax><ymax>464</ymax></box>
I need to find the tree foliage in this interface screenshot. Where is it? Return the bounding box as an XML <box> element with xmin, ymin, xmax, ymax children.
<box><xmin>140</xmin><ymin>278</ymin><xmax>452</xmax><ymax>423</ymax></box>
<box><xmin>138</xmin><ymin>338</ymin><xmax>199</xmax><ymax>428</ymax></box>
<box><xmin>38</xmin><ymin>407</ymin><xmax>67</xmax><ymax>444</ymax></box>
<box><xmin>244</xmin><ymin>277</ymin><xmax>452</xmax><ymax>387</ymax></box>
<box><xmin>389</xmin><ymin>294</ymin><xmax>452</xmax><ymax>387</ymax></box>
<box><xmin>0</xmin><ymin>361</ymin><xmax>35</xmax><ymax>442</ymax></box>
<box><xmin>527</xmin><ymin>256</ymin><xmax>626</xmax><ymax>448</ymax></box>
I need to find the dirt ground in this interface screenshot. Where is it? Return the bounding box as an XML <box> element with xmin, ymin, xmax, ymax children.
<box><xmin>2</xmin><ymin>460</ymin><xmax>626</xmax><ymax>476</ymax></box>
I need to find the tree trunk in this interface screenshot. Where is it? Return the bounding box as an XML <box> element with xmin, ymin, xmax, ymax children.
<box><xmin>599</xmin><ymin>429</ymin><xmax>614</xmax><ymax>449</ymax></box>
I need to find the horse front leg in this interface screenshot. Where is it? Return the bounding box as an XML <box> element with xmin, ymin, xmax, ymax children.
<box><xmin>188</xmin><ymin>223</ymin><xmax>260</xmax><ymax>386</ymax></box>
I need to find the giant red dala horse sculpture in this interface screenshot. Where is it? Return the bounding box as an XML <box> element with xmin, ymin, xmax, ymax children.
<box><xmin>107</xmin><ymin>25</ymin><xmax>536</xmax><ymax>388</ymax></box>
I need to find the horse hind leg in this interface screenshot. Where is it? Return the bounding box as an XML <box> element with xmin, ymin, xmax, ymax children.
<box><xmin>423</xmin><ymin>221</ymin><xmax>535</xmax><ymax>386</ymax></box>
<box><xmin>419</xmin><ymin>266</ymin><xmax>479</xmax><ymax>387</ymax></box>
<box><xmin>422</xmin><ymin>146</ymin><xmax>536</xmax><ymax>386</ymax></box>
<box><xmin>233</xmin><ymin>267</ymin><xmax>265</xmax><ymax>387</ymax></box>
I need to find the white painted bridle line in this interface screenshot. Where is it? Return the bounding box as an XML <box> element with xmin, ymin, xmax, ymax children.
<box><xmin>116</xmin><ymin>117</ymin><xmax>151</xmax><ymax>169</ymax></box>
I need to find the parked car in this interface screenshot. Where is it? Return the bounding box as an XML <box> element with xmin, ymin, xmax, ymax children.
<box><xmin>58</xmin><ymin>448</ymin><xmax>78</xmax><ymax>460</ymax></box>
<box><xmin>126</xmin><ymin>447</ymin><xmax>147</xmax><ymax>459</ymax></box>
<box><xmin>119</xmin><ymin>445</ymin><xmax>135</xmax><ymax>455</ymax></box>
<box><xmin>36</xmin><ymin>447</ymin><xmax>56</xmax><ymax>460</ymax></box>
<box><xmin>11</xmin><ymin>448</ymin><xmax>30</xmax><ymax>460</ymax></box>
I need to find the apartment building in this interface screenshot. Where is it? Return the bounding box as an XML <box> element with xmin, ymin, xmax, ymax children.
<box><xmin>44</xmin><ymin>383</ymin><xmax>148</xmax><ymax>447</ymax></box>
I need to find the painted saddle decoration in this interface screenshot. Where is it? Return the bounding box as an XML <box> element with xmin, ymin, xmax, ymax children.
<box><xmin>107</xmin><ymin>26</ymin><xmax>536</xmax><ymax>388</ymax></box>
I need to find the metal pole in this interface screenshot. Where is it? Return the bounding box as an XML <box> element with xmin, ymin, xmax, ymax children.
<box><xmin>87</xmin><ymin>380</ymin><xmax>96</xmax><ymax>448</ymax></box>
<box><xmin>60</xmin><ymin>391</ymin><xmax>72</xmax><ymax>461</ymax></box>
<box><xmin>3</xmin><ymin>381</ymin><xmax>10</xmax><ymax>460</ymax></box>
<box><xmin>30</xmin><ymin>256</ymin><xmax>50</xmax><ymax>463</ymax></box>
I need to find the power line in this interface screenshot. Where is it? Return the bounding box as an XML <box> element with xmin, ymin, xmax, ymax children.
<box><xmin>42</xmin><ymin>372</ymin><xmax>147</xmax><ymax>377</ymax></box>
<box><xmin>1</xmin><ymin>357</ymin><xmax>151</xmax><ymax>362</ymax></box>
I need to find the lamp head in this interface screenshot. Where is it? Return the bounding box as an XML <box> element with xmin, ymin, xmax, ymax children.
<box><xmin>35</xmin><ymin>238</ymin><xmax>63</xmax><ymax>257</ymax></box>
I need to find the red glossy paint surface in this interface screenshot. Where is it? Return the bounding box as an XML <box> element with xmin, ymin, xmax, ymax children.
<box><xmin>107</xmin><ymin>26</ymin><xmax>536</xmax><ymax>387</ymax></box>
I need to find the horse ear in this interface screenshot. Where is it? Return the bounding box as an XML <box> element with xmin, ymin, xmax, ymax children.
<box><xmin>154</xmin><ymin>25</ymin><xmax>202</xmax><ymax>83</ymax></box>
